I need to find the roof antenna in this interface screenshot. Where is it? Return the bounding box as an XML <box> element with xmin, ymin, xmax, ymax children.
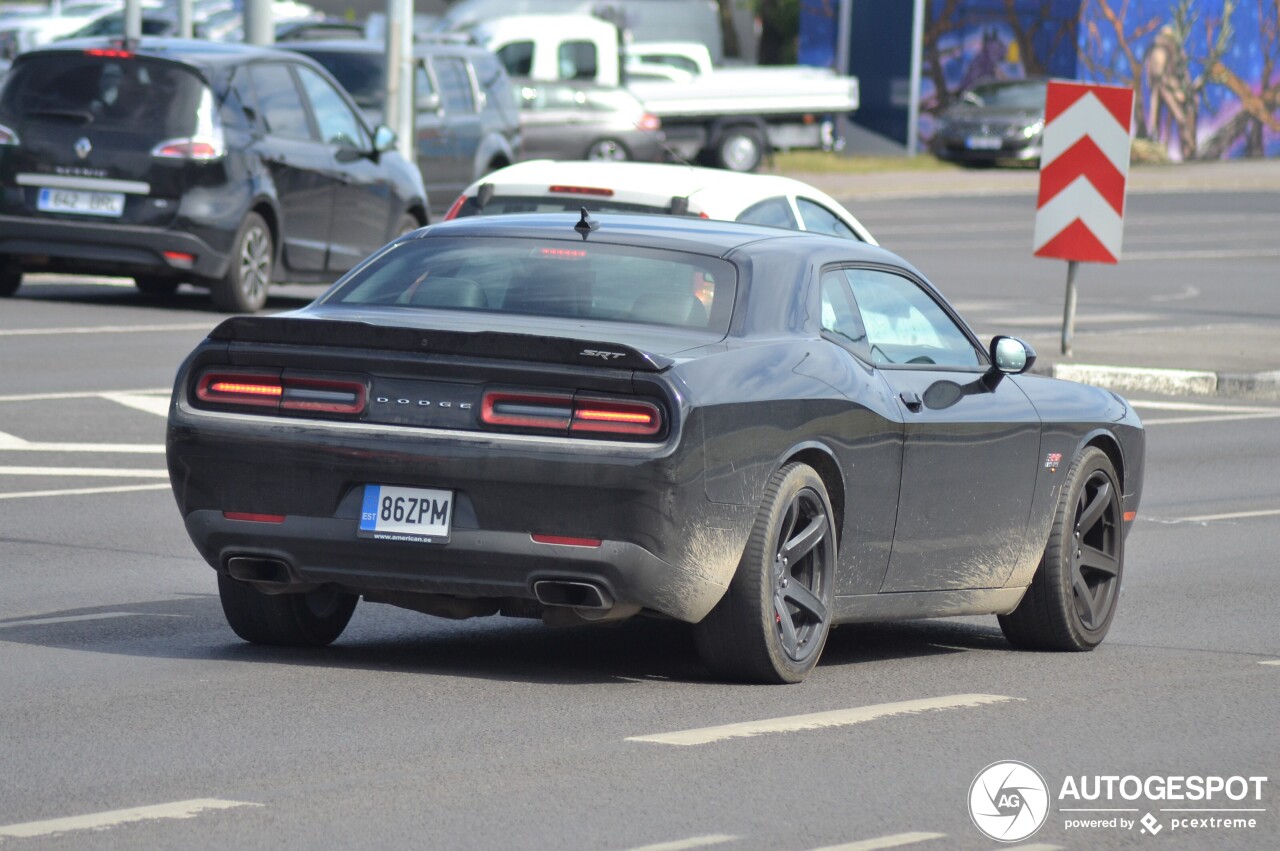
<box><xmin>574</xmin><ymin>207</ymin><xmax>599</xmax><ymax>239</ymax></box>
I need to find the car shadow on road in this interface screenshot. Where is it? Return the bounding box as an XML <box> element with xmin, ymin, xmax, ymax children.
<box><xmin>0</xmin><ymin>594</ymin><xmax>1009</xmax><ymax>686</ymax></box>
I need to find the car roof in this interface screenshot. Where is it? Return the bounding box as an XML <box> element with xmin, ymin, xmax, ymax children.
<box><xmin>414</xmin><ymin>210</ymin><xmax>894</xmax><ymax>263</ymax></box>
<box><xmin>32</xmin><ymin>36</ymin><xmax>310</xmax><ymax>70</ymax></box>
<box><xmin>288</xmin><ymin>38</ymin><xmax>487</xmax><ymax>59</ymax></box>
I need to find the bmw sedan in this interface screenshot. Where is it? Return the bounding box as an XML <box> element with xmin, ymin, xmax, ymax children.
<box><xmin>167</xmin><ymin>213</ymin><xmax>1143</xmax><ymax>683</ymax></box>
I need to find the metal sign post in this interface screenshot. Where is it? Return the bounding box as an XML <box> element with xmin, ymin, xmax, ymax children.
<box><xmin>383</xmin><ymin>0</ymin><xmax>415</xmax><ymax>163</ymax></box>
<box><xmin>1033</xmin><ymin>81</ymin><xmax>1136</xmax><ymax>356</ymax></box>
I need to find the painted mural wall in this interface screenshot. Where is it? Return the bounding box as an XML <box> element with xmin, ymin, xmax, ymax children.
<box><xmin>917</xmin><ymin>0</ymin><xmax>1280</xmax><ymax>159</ymax></box>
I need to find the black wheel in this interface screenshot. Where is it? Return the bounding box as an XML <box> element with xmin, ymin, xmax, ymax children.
<box><xmin>134</xmin><ymin>275</ymin><xmax>181</xmax><ymax>297</ymax></box>
<box><xmin>217</xmin><ymin>573</ymin><xmax>358</xmax><ymax>647</ymax></box>
<box><xmin>585</xmin><ymin>138</ymin><xmax>629</xmax><ymax>162</ymax></box>
<box><xmin>714</xmin><ymin>126</ymin><xmax>765</xmax><ymax>172</ymax></box>
<box><xmin>0</xmin><ymin>266</ymin><xmax>20</xmax><ymax>297</ymax></box>
<box><xmin>1000</xmin><ymin>447</ymin><xmax>1123</xmax><ymax>650</ymax></box>
<box><xmin>695</xmin><ymin>462</ymin><xmax>837</xmax><ymax>683</ymax></box>
<box><xmin>211</xmin><ymin>212</ymin><xmax>272</xmax><ymax>313</ymax></box>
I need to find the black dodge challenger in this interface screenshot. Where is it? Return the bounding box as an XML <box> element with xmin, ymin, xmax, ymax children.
<box><xmin>166</xmin><ymin>212</ymin><xmax>1144</xmax><ymax>683</ymax></box>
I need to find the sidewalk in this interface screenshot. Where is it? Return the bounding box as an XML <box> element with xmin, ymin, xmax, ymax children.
<box><xmin>777</xmin><ymin>158</ymin><xmax>1280</xmax><ymax>400</ymax></box>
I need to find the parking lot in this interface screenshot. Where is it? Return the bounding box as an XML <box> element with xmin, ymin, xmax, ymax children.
<box><xmin>0</xmin><ymin>181</ymin><xmax>1276</xmax><ymax>848</ymax></box>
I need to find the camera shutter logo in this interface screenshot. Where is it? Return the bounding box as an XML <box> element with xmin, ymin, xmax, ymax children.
<box><xmin>969</xmin><ymin>761</ymin><xmax>1050</xmax><ymax>842</ymax></box>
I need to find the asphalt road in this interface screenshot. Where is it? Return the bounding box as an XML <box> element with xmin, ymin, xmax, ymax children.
<box><xmin>1</xmin><ymin>191</ymin><xmax>1277</xmax><ymax>850</ymax></box>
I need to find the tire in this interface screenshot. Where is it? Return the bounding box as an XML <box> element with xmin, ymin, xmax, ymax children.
<box><xmin>217</xmin><ymin>573</ymin><xmax>358</xmax><ymax>647</ymax></box>
<box><xmin>394</xmin><ymin>213</ymin><xmax>421</xmax><ymax>239</ymax></box>
<box><xmin>714</xmin><ymin>126</ymin><xmax>765</xmax><ymax>172</ymax></box>
<box><xmin>999</xmin><ymin>447</ymin><xmax>1124</xmax><ymax>651</ymax></box>
<box><xmin>695</xmin><ymin>462</ymin><xmax>837</xmax><ymax>683</ymax></box>
<box><xmin>585</xmin><ymin>138</ymin><xmax>629</xmax><ymax>162</ymax></box>
<box><xmin>134</xmin><ymin>275</ymin><xmax>181</xmax><ymax>297</ymax></box>
<box><xmin>0</xmin><ymin>266</ymin><xmax>20</xmax><ymax>298</ymax></box>
<box><xmin>211</xmin><ymin>212</ymin><xmax>272</xmax><ymax>313</ymax></box>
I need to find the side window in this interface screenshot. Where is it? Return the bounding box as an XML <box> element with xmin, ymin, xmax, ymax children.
<box><xmin>844</xmin><ymin>269</ymin><xmax>980</xmax><ymax>367</ymax></box>
<box><xmin>797</xmin><ymin>197</ymin><xmax>859</xmax><ymax>240</ymax></box>
<box><xmin>414</xmin><ymin>63</ymin><xmax>436</xmax><ymax>105</ymax></box>
<box><xmin>294</xmin><ymin>65</ymin><xmax>366</xmax><ymax>148</ymax></box>
<box><xmin>432</xmin><ymin>57</ymin><xmax>475</xmax><ymax>114</ymax></box>
<box><xmin>819</xmin><ymin>269</ymin><xmax>871</xmax><ymax>361</ymax></box>
<box><xmin>496</xmin><ymin>41</ymin><xmax>533</xmax><ymax>77</ymax></box>
<box><xmin>221</xmin><ymin>70</ymin><xmax>257</xmax><ymax>132</ymax></box>
<box><xmin>736</xmin><ymin>197</ymin><xmax>799</xmax><ymax>230</ymax></box>
<box><xmin>558</xmin><ymin>40</ymin><xmax>598</xmax><ymax>80</ymax></box>
<box><xmin>249</xmin><ymin>63</ymin><xmax>312</xmax><ymax>140</ymax></box>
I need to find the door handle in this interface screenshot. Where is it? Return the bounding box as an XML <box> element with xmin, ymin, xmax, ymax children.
<box><xmin>899</xmin><ymin>391</ymin><xmax>923</xmax><ymax>412</ymax></box>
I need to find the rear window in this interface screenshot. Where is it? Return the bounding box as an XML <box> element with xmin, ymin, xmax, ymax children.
<box><xmin>453</xmin><ymin>196</ymin><xmax>676</xmax><ymax>218</ymax></box>
<box><xmin>325</xmin><ymin>236</ymin><xmax>735</xmax><ymax>332</ymax></box>
<box><xmin>0</xmin><ymin>52</ymin><xmax>209</xmax><ymax>137</ymax></box>
<box><xmin>295</xmin><ymin>49</ymin><xmax>383</xmax><ymax>110</ymax></box>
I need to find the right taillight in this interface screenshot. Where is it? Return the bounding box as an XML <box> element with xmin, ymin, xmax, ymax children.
<box><xmin>480</xmin><ymin>390</ymin><xmax>664</xmax><ymax>439</ymax></box>
<box><xmin>443</xmin><ymin>193</ymin><xmax>468</xmax><ymax>220</ymax></box>
<box><xmin>637</xmin><ymin>113</ymin><xmax>661</xmax><ymax>132</ymax></box>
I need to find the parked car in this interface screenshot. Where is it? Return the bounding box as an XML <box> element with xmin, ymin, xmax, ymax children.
<box><xmin>443</xmin><ymin>160</ymin><xmax>876</xmax><ymax>243</ymax></box>
<box><xmin>931</xmin><ymin>77</ymin><xmax>1048</xmax><ymax>166</ymax></box>
<box><xmin>166</xmin><ymin>212</ymin><xmax>1144</xmax><ymax>683</ymax></box>
<box><xmin>0</xmin><ymin>38</ymin><xmax>427</xmax><ymax>311</ymax></box>
<box><xmin>513</xmin><ymin>78</ymin><xmax>664</xmax><ymax>163</ymax></box>
<box><xmin>288</xmin><ymin>39</ymin><xmax>520</xmax><ymax>216</ymax></box>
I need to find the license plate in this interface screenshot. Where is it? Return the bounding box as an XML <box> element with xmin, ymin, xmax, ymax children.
<box><xmin>359</xmin><ymin>484</ymin><xmax>452</xmax><ymax>543</ymax></box>
<box><xmin>965</xmin><ymin>135</ymin><xmax>1002</xmax><ymax>151</ymax></box>
<box><xmin>37</xmin><ymin>187</ymin><xmax>126</xmax><ymax>217</ymax></box>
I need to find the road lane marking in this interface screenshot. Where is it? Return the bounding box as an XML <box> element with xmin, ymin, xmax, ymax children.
<box><xmin>1163</xmin><ymin>507</ymin><xmax>1280</xmax><ymax>524</ymax></box>
<box><xmin>0</xmin><ymin>798</ymin><xmax>261</xmax><ymax>840</ymax></box>
<box><xmin>0</xmin><ymin>388</ymin><xmax>169</xmax><ymax>403</ymax></box>
<box><xmin>986</xmin><ymin>312</ymin><xmax>1161</xmax><ymax>326</ymax></box>
<box><xmin>0</xmin><ymin>323</ymin><xmax>213</xmax><ymax>338</ymax></box>
<box><xmin>626</xmin><ymin>694</ymin><xmax>1021</xmax><ymax>746</ymax></box>
<box><xmin>101</xmin><ymin>391</ymin><xmax>171</xmax><ymax>417</ymax></box>
<box><xmin>998</xmin><ymin>845</ymin><xmax>1062</xmax><ymax>850</ymax></box>
<box><xmin>1141</xmin><ymin>413</ymin><xmax>1280</xmax><ymax>426</ymax></box>
<box><xmin>0</xmin><ymin>466</ymin><xmax>167</xmax><ymax>478</ymax></box>
<box><xmin>0</xmin><ymin>612</ymin><xmax>188</xmax><ymax>629</ymax></box>
<box><xmin>1123</xmin><ymin>247</ymin><xmax>1280</xmax><ymax>261</ymax></box>
<box><xmin>0</xmin><ymin>431</ymin><xmax>163</xmax><ymax>454</ymax></box>
<box><xmin>1259</xmin><ymin>660</ymin><xmax>1280</xmax><ymax>666</ymax></box>
<box><xmin>626</xmin><ymin>835</ymin><xmax>738</xmax><ymax>851</ymax></box>
<box><xmin>1130</xmin><ymin>400</ymin><xmax>1280</xmax><ymax>413</ymax></box>
<box><xmin>808</xmin><ymin>832</ymin><xmax>946</xmax><ymax>850</ymax></box>
<box><xmin>0</xmin><ymin>484</ymin><xmax>171</xmax><ymax>501</ymax></box>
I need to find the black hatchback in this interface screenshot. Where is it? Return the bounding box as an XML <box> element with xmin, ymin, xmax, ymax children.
<box><xmin>0</xmin><ymin>38</ymin><xmax>428</xmax><ymax>311</ymax></box>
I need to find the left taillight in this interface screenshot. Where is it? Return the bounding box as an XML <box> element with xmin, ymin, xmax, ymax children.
<box><xmin>151</xmin><ymin>135</ymin><xmax>226</xmax><ymax>161</ymax></box>
<box><xmin>637</xmin><ymin>113</ymin><xmax>661</xmax><ymax>132</ymax></box>
<box><xmin>480</xmin><ymin>390</ymin><xmax>663</xmax><ymax>439</ymax></box>
<box><xmin>195</xmin><ymin>370</ymin><xmax>367</xmax><ymax>415</ymax></box>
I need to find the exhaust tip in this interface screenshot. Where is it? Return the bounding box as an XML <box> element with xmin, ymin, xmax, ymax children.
<box><xmin>533</xmin><ymin>580</ymin><xmax>612</xmax><ymax>610</ymax></box>
<box><xmin>226</xmin><ymin>556</ymin><xmax>292</xmax><ymax>586</ymax></box>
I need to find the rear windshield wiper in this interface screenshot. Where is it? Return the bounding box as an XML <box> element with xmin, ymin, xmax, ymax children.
<box><xmin>24</xmin><ymin>108</ymin><xmax>94</xmax><ymax>123</ymax></box>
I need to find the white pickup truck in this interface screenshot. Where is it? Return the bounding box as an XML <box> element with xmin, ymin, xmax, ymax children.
<box><xmin>467</xmin><ymin>14</ymin><xmax>859</xmax><ymax>172</ymax></box>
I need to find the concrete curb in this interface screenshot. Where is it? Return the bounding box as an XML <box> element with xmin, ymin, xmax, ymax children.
<box><xmin>1049</xmin><ymin>364</ymin><xmax>1280</xmax><ymax>401</ymax></box>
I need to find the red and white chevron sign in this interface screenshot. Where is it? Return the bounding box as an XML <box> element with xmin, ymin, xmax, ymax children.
<box><xmin>1033</xmin><ymin>81</ymin><xmax>1135</xmax><ymax>264</ymax></box>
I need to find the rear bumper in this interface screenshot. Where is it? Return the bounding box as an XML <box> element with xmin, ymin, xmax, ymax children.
<box><xmin>932</xmin><ymin>138</ymin><xmax>1042</xmax><ymax>163</ymax></box>
<box><xmin>184</xmin><ymin>510</ymin><xmax>734</xmax><ymax>623</ymax></box>
<box><xmin>0</xmin><ymin>214</ymin><xmax>229</xmax><ymax>279</ymax></box>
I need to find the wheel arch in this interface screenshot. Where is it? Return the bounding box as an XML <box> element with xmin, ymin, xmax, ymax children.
<box><xmin>1082</xmin><ymin>429</ymin><xmax>1125</xmax><ymax>491</ymax></box>
<box><xmin>249</xmin><ymin>199</ymin><xmax>281</xmax><ymax>266</ymax></box>
<box><xmin>778</xmin><ymin>442</ymin><xmax>845</xmax><ymax>547</ymax></box>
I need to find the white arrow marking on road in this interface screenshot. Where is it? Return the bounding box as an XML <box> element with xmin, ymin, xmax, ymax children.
<box><xmin>0</xmin><ymin>466</ymin><xmax>168</xmax><ymax>478</ymax></box>
<box><xmin>100</xmin><ymin>392</ymin><xmax>172</xmax><ymax>418</ymax></box>
<box><xmin>0</xmin><ymin>799</ymin><xmax>261</xmax><ymax>840</ymax></box>
<box><xmin>626</xmin><ymin>694</ymin><xmax>1021</xmax><ymax>746</ymax></box>
<box><xmin>626</xmin><ymin>835</ymin><xmax>739</xmax><ymax>851</ymax></box>
<box><xmin>807</xmin><ymin>832</ymin><xmax>947</xmax><ymax>851</ymax></box>
<box><xmin>0</xmin><ymin>484</ymin><xmax>170</xmax><ymax>501</ymax></box>
<box><xmin>0</xmin><ymin>431</ymin><xmax>163</xmax><ymax>453</ymax></box>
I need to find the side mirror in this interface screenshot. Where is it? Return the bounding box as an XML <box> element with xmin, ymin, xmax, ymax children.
<box><xmin>415</xmin><ymin>92</ymin><xmax>441</xmax><ymax>113</ymax></box>
<box><xmin>989</xmin><ymin>336</ymin><xmax>1036</xmax><ymax>375</ymax></box>
<box><xmin>373</xmin><ymin>124</ymin><xmax>397</xmax><ymax>153</ymax></box>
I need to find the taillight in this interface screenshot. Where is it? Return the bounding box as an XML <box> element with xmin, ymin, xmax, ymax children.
<box><xmin>86</xmin><ymin>48</ymin><xmax>133</xmax><ymax>59</ymax></box>
<box><xmin>195</xmin><ymin>370</ymin><xmax>366</xmax><ymax>415</ymax></box>
<box><xmin>637</xmin><ymin>113</ymin><xmax>661</xmax><ymax>132</ymax></box>
<box><xmin>548</xmin><ymin>185</ymin><xmax>614</xmax><ymax>197</ymax></box>
<box><xmin>480</xmin><ymin>390</ymin><xmax>663</xmax><ymax>439</ymax></box>
<box><xmin>152</xmin><ymin>136</ymin><xmax>226</xmax><ymax>161</ymax></box>
<box><xmin>0</xmin><ymin>123</ymin><xmax>18</xmax><ymax>146</ymax></box>
<box><xmin>443</xmin><ymin>193</ymin><xmax>468</xmax><ymax>220</ymax></box>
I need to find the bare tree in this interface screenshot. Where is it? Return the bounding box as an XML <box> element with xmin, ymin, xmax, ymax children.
<box><xmin>715</xmin><ymin>0</ymin><xmax>741</xmax><ymax>60</ymax></box>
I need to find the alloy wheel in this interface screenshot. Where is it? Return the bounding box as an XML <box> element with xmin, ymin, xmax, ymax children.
<box><xmin>1071</xmin><ymin>470</ymin><xmax>1121</xmax><ymax>631</ymax></box>
<box><xmin>238</xmin><ymin>223</ymin><xmax>272</xmax><ymax>303</ymax></box>
<box><xmin>771</xmin><ymin>487</ymin><xmax>834</xmax><ymax>663</ymax></box>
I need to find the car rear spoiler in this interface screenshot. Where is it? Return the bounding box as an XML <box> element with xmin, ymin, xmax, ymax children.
<box><xmin>208</xmin><ymin>317</ymin><xmax>675</xmax><ymax>372</ymax></box>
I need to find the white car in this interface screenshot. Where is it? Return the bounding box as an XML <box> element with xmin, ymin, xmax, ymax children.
<box><xmin>443</xmin><ymin>160</ymin><xmax>877</xmax><ymax>244</ymax></box>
